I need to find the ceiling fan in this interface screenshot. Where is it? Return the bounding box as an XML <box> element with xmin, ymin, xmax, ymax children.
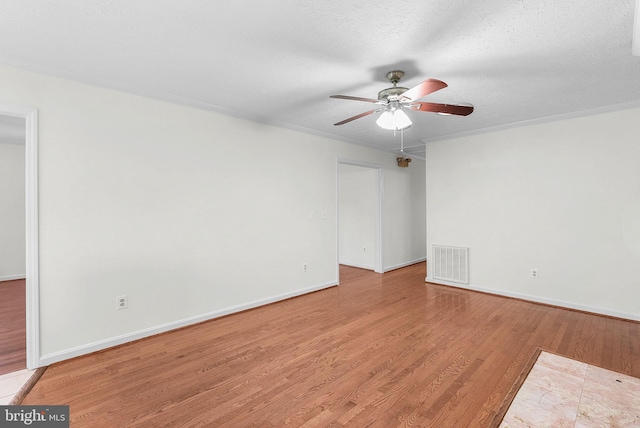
<box><xmin>330</xmin><ymin>70</ymin><xmax>473</xmax><ymax>130</ymax></box>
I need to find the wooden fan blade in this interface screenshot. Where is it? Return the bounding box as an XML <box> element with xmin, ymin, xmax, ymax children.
<box><xmin>334</xmin><ymin>109</ymin><xmax>379</xmax><ymax>126</ymax></box>
<box><xmin>330</xmin><ymin>95</ymin><xmax>380</xmax><ymax>103</ymax></box>
<box><xmin>399</xmin><ymin>79</ymin><xmax>448</xmax><ymax>102</ymax></box>
<box><xmin>410</xmin><ymin>102</ymin><xmax>474</xmax><ymax>116</ymax></box>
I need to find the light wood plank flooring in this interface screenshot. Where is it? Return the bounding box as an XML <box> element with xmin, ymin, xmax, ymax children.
<box><xmin>23</xmin><ymin>264</ymin><xmax>640</xmax><ymax>427</ymax></box>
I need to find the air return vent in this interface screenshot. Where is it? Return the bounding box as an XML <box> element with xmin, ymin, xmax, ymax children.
<box><xmin>432</xmin><ymin>245</ymin><xmax>469</xmax><ymax>284</ymax></box>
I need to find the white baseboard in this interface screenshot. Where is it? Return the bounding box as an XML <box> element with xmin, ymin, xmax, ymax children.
<box><xmin>0</xmin><ymin>274</ymin><xmax>26</xmax><ymax>282</ymax></box>
<box><xmin>384</xmin><ymin>258</ymin><xmax>426</xmax><ymax>273</ymax></box>
<box><xmin>339</xmin><ymin>261</ymin><xmax>374</xmax><ymax>270</ymax></box>
<box><xmin>425</xmin><ymin>276</ymin><xmax>640</xmax><ymax>322</ymax></box>
<box><xmin>39</xmin><ymin>280</ymin><xmax>338</xmax><ymax>367</ymax></box>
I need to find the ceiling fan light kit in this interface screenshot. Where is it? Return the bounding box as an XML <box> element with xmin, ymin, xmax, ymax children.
<box><xmin>376</xmin><ymin>108</ymin><xmax>412</xmax><ymax>130</ymax></box>
<box><xmin>330</xmin><ymin>69</ymin><xmax>474</xmax><ymax>130</ymax></box>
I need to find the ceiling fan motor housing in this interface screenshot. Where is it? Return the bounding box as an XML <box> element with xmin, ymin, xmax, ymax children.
<box><xmin>378</xmin><ymin>86</ymin><xmax>408</xmax><ymax>101</ymax></box>
<box><xmin>378</xmin><ymin>70</ymin><xmax>408</xmax><ymax>101</ymax></box>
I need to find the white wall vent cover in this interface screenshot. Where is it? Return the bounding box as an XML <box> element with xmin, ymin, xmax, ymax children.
<box><xmin>432</xmin><ymin>245</ymin><xmax>469</xmax><ymax>284</ymax></box>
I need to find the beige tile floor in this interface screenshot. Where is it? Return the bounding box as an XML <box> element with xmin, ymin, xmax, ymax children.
<box><xmin>500</xmin><ymin>351</ymin><xmax>640</xmax><ymax>427</ymax></box>
<box><xmin>0</xmin><ymin>369</ymin><xmax>36</xmax><ymax>405</ymax></box>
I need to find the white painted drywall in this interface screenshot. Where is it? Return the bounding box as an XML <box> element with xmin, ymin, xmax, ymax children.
<box><xmin>0</xmin><ymin>142</ymin><xmax>25</xmax><ymax>280</ymax></box>
<box><xmin>426</xmin><ymin>106</ymin><xmax>640</xmax><ymax>320</ymax></box>
<box><xmin>0</xmin><ymin>64</ymin><xmax>426</xmax><ymax>363</ymax></box>
<box><xmin>338</xmin><ymin>164</ymin><xmax>376</xmax><ymax>269</ymax></box>
<box><xmin>383</xmin><ymin>156</ymin><xmax>426</xmax><ymax>271</ymax></box>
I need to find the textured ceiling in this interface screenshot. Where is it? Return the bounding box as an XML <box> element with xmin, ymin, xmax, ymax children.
<box><xmin>1</xmin><ymin>0</ymin><xmax>639</xmax><ymax>157</ymax></box>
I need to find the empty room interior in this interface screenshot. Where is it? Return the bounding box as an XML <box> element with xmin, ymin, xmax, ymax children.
<box><xmin>1</xmin><ymin>1</ymin><xmax>640</xmax><ymax>426</ymax></box>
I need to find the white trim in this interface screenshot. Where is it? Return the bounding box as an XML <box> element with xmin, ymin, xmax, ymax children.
<box><xmin>0</xmin><ymin>66</ymin><xmax>394</xmax><ymax>156</ymax></box>
<box><xmin>0</xmin><ymin>275</ymin><xmax>26</xmax><ymax>282</ymax></box>
<box><xmin>337</xmin><ymin>158</ymin><xmax>384</xmax><ymax>170</ymax></box>
<box><xmin>0</xmin><ymin>103</ymin><xmax>39</xmax><ymax>370</ymax></box>
<box><xmin>336</xmin><ymin>158</ymin><xmax>384</xmax><ymax>274</ymax></box>
<box><xmin>339</xmin><ymin>261</ymin><xmax>374</xmax><ymax>271</ymax></box>
<box><xmin>374</xmin><ymin>168</ymin><xmax>383</xmax><ymax>273</ymax></box>
<box><xmin>421</xmin><ymin>99</ymin><xmax>640</xmax><ymax>144</ymax></box>
<box><xmin>425</xmin><ymin>277</ymin><xmax>640</xmax><ymax>322</ymax></box>
<box><xmin>38</xmin><ymin>280</ymin><xmax>337</xmax><ymax>366</ymax></box>
<box><xmin>384</xmin><ymin>258</ymin><xmax>426</xmax><ymax>273</ymax></box>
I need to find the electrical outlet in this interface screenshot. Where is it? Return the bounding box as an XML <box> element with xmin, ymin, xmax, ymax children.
<box><xmin>303</xmin><ymin>262</ymin><xmax>308</xmax><ymax>272</ymax></box>
<box><xmin>530</xmin><ymin>269</ymin><xmax>539</xmax><ymax>279</ymax></box>
<box><xmin>116</xmin><ymin>295</ymin><xmax>128</xmax><ymax>310</ymax></box>
<box><xmin>363</xmin><ymin>246</ymin><xmax>367</xmax><ymax>252</ymax></box>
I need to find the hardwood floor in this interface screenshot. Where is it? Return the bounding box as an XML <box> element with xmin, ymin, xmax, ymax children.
<box><xmin>22</xmin><ymin>264</ymin><xmax>640</xmax><ymax>427</ymax></box>
<box><xmin>0</xmin><ymin>279</ymin><xmax>26</xmax><ymax>376</ymax></box>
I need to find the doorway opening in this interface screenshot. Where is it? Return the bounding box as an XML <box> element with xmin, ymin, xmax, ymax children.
<box><xmin>337</xmin><ymin>159</ymin><xmax>383</xmax><ymax>278</ymax></box>
<box><xmin>0</xmin><ymin>103</ymin><xmax>39</xmax><ymax>372</ymax></box>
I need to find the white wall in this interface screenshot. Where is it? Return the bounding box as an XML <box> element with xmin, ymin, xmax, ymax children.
<box><xmin>426</xmin><ymin>106</ymin><xmax>640</xmax><ymax>320</ymax></box>
<box><xmin>338</xmin><ymin>164</ymin><xmax>376</xmax><ymax>269</ymax></box>
<box><xmin>0</xmin><ymin>142</ymin><xmax>25</xmax><ymax>280</ymax></box>
<box><xmin>0</xmin><ymin>64</ymin><xmax>426</xmax><ymax>364</ymax></box>
<box><xmin>385</xmin><ymin>156</ymin><xmax>426</xmax><ymax>270</ymax></box>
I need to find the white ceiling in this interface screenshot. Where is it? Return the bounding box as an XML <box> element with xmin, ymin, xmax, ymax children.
<box><xmin>1</xmin><ymin>1</ymin><xmax>639</xmax><ymax>157</ymax></box>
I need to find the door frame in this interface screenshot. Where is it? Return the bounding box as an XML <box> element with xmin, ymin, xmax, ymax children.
<box><xmin>337</xmin><ymin>158</ymin><xmax>383</xmax><ymax>275</ymax></box>
<box><xmin>0</xmin><ymin>102</ymin><xmax>39</xmax><ymax>369</ymax></box>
